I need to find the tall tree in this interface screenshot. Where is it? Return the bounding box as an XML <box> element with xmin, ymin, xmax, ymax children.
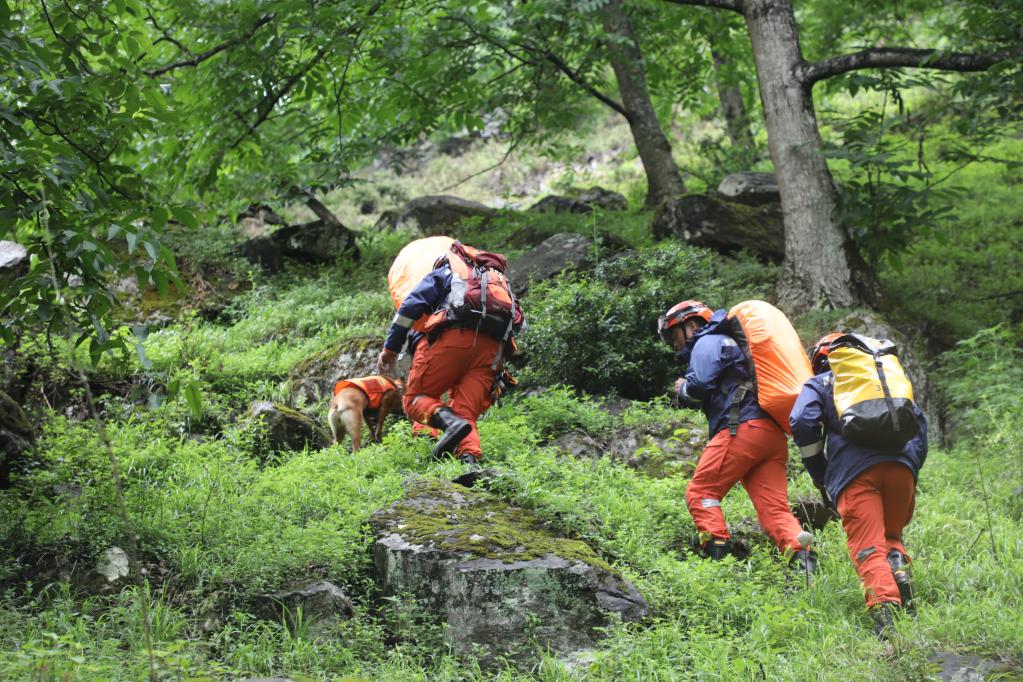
<box><xmin>602</xmin><ymin>0</ymin><xmax>687</xmax><ymax>207</ymax></box>
<box><xmin>664</xmin><ymin>0</ymin><xmax>1022</xmax><ymax>310</ymax></box>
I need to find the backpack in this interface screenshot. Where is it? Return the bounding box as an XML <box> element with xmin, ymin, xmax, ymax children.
<box><xmin>826</xmin><ymin>333</ymin><xmax>919</xmax><ymax>448</ymax></box>
<box><xmin>424</xmin><ymin>241</ymin><xmax>525</xmax><ymax>343</ymax></box>
<box><xmin>387</xmin><ymin>235</ymin><xmax>456</xmax><ymax>332</ymax></box>
<box><xmin>717</xmin><ymin>300</ymin><xmax>813</xmax><ymax>435</ymax></box>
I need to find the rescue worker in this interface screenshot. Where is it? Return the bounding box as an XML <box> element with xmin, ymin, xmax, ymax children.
<box><xmin>790</xmin><ymin>332</ymin><xmax>928</xmax><ymax>637</ymax></box>
<box><xmin>660</xmin><ymin>300</ymin><xmax>814</xmax><ymax>569</ymax></box>
<box><xmin>377</xmin><ymin>242</ymin><xmax>522</xmax><ymax>484</ymax></box>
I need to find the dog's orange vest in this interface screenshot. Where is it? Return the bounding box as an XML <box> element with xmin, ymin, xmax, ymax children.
<box><xmin>333</xmin><ymin>375</ymin><xmax>399</xmax><ymax>410</ymax></box>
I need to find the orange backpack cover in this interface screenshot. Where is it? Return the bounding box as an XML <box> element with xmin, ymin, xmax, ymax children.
<box><xmin>387</xmin><ymin>236</ymin><xmax>455</xmax><ymax>331</ymax></box>
<box><xmin>727</xmin><ymin>300</ymin><xmax>812</xmax><ymax>434</ymax></box>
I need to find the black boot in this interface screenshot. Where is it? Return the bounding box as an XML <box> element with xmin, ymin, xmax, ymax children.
<box><xmin>428</xmin><ymin>408</ymin><xmax>472</xmax><ymax>459</ymax></box>
<box><xmin>704</xmin><ymin>538</ymin><xmax>732</xmax><ymax>560</ymax></box>
<box><xmin>887</xmin><ymin>550</ymin><xmax>915</xmax><ymax>612</ymax></box>
<box><xmin>869</xmin><ymin>602</ymin><xmax>899</xmax><ymax>640</ymax></box>
<box><xmin>451</xmin><ymin>453</ymin><xmax>484</xmax><ymax>488</ymax></box>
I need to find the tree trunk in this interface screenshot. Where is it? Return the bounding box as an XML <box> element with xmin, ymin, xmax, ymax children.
<box><xmin>742</xmin><ymin>0</ymin><xmax>857</xmax><ymax>310</ymax></box>
<box><xmin>602</xmin><ymin>0</ymin><xmax>687</xmax><ymax>209</ymax></box>
<box><xmin>710</xmin><ymin>47</ymin><xmax>753</xmax><ymax>150</ymax></box>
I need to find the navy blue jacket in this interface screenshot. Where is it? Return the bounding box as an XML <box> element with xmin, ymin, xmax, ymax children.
<box><xmin>383</xmin><ymin>263</ymin><xmax>452</xmax><ymax>354</ymax></box>
<box><xmin>678</xmin><ymin>310</ymin><xmax>768</xmax><ymax>437</ymax></box>
<box><xmin>790</xmin><ymin>371</ymin><xmax>928</xmax><ymax>502</ymax></box>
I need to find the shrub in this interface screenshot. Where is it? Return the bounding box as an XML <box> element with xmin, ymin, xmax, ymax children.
<box><xmin>520</xmin><ymin>243</ymin><xmax>777</xmax><ymax>399</ymax></box>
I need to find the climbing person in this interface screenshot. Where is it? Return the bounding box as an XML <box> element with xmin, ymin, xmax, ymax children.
<box><xmin>378</xmin><ymin>240</ymin><xmax>524</xmax><ymax>485</ymax></box>
<box><xmin>791</xmin><ymin>332</ymin><xmax>927</xmax><ymax>638</ymax></box>
<box><xmin>660</xmin><ymin>299</ymin><xmax>815</xmax><ymax>570</ymax></box>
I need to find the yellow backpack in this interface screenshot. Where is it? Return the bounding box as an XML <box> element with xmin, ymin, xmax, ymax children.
<box><xmin>827</xmin><ymin>333</ymin><xmax>919</xmax><ymax>448</ymax></box>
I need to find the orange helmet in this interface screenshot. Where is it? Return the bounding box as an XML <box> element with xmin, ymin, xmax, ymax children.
<box><xmin>657</xmin><ymin>300</ymin><xmax>712</xmax><ymax>344</ymax></box>
<box><xmin>811</xmin><ymin>332</ymin><xmax>845</xmax><ymax>374</ymax></box>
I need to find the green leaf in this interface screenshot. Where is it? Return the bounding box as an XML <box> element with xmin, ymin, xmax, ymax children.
<box><xmin>126</xmin><ymin>231</ymin><xmax>138</xmax><ymax>253</ymax></box>
<box><xmin>183</xmin><ymin>382</ymin><xmax>203</xmax><ymax>419</ymax></box>
<box><xmin>170</xmin><ymin>206</ymin><xmax>198</xmax><ymax>229</ymax></box>
<box><xmin>152</xmin><ymin>206</ymin><xmax>169</xmax><ymax>230</ymax></box>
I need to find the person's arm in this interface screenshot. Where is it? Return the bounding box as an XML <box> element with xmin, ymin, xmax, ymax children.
<box><xmin>378</xmin><ymin>266</ymin><xmax>449</xmax><ymax>371</ymax></box>
<box><xmin>678</xmin><ymin>336</ymin><xmax>725</xmax><ymax>408</ymax></box>
<box><xmin>790</xmin><ymin>380</ymin><xmax>829</xmax><ymax>489</ymax></box>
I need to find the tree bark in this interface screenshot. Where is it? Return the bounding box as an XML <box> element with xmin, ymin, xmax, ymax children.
<box><xmin>710</xmin><ymin>46</ymin><xmax>753</xmax><ymax>150</ymax></box>
<box><xmin>743</xmin><ymin>0</ymin><xmax>857</xmax><ymax>310</ymax></box>
<box><xmin>602</xmin><ymin>0</ymin><xmax>687</xmax><ymax>209</ymax></box>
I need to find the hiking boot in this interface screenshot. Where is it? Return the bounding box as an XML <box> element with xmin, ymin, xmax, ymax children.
<box><xmin>789</xmin><ymin>549</ymin><xmax>818</xmax><ymax>575</ymax></box>
<box><xmin>869</xmin><ymin>602</ymin><xmax>899</xmax><ymax>640</ymax></box>
<box><xmin>451</xmin><ymin>453</ymin><xmax>484</xmax><ymax>488</ymax></box>
<box><xmin>704</xmin><ymin>538</ymin><xmax>733</xmax><ymax>560</ymax></box>
<box><xmin>887</xmin><ymin>550</ymin><xmax>915</xmax><ymax>612</ymax></box>
<box><xmin>429</xmin><ymin>408</ymin><xmax>472</xmax><ymax>459</ymax></box>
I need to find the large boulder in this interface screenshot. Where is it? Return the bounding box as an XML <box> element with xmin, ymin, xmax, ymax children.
<box><xmin>255</xmin><ymin>581</ymin><xmax>354</xmax><ymax>637</ymax></box>
<box><xmin>834</xmin><ymin>310</ymin><xmax>942</xmax><ymax>441</ymax></box>
<box><xmin>528</xmin><ymin>187</ymin><xmax>628</xmax><ymax>215</ymax></box>
<box><xmin>245</xmin><ymin>401</ymin><xmax>330</xmax><ymax>453</ymax></box>
<box><xmin>0</xmin><ymin>240</ymin><xmax>28</xmax><ymax>280</ymax></box>
<box><xmin>374</xmin><ymin>195</ymin><xmax>497</xmax><ymax>235</ymax></box>
<box><xmin>551</xmin><ymin>411</ymin><xmax>706</xmax><ymax>479</ymax></box>
<box><xmin>236</xmin><ymin>204</ymin><xmax>285</xmax><ymax>239</ymax></box>
<box><xmin>651</xmin><ymin>193</ymin><xmax>784</xmax><ymax>261</ymax></box>
<box><xmin>1</xmin><ymin>388</ymin><xmax>35</xmax><ymax>488</ymax></box>
<box><xmin>288</xmin><ymin>336</ymin><xmax>410</xmax><ymax>408</ymax></box>
<box><xmin>717</xmin><ymin>172</ymin><xmax>780</xmax><ymax>206</ymax></box>
<box><xmin>507</xmin><ymin>233</ymin><xmax>592</xmax><ymax>296</ymax></box>
<box><xmin>272</xmin><ymin>219</ymin><xmax>355</xmax><ymax>264</ymax></box>
<box><xmin>371</xmin><ymin>478</ymin><xmax>648</xmax><ymax>667</ymax></box>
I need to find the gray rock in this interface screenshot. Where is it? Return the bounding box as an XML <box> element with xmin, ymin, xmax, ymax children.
<box><xmin>288</xmin><ymin>336</ymin><xmax>410</xmax><ymax>408</ymax></box>
<box><xmin>1</xmin><ymin>388</ymin><xmax>35</xmax><ymax>487</ymax></box>
<box><xmin>239</xmin><ymin>236</ymin><xmax>284</xmax><ymax>274</ymax></box>
<box><xmin>551</xmin><ymin>414</ymin><xmax>705</xmax><ymax>479</ymax></box>
<box><xmin>375</xmin><ymin>195</ymin><xmax>497</xmax><ymax>235</ymax></box>
<box><xmin>791</xmin><ymin>494</ymin><xmax>838</xmax><ymax>531</ymax></box>
<box><xmin>717</xmin><ymin>172</ymin><xmax>780</xmax><ymax>206</ymax></box>
<box><xmin>528</xmin><ymin>187</ymin><xmax>628</xmax><ymax>214</ymax></box>
<box><xmin>245</xmin><ymin>401</ymin><xmax>330</xmax><ymax>453</ymax></box>
<box><xmin>236</xmin><ymin>204</ymin><xmax>285</xmax><ymax>239</ymax></box>
<box><xmin>0</xmin><ymin>240</ymin><xmax>28</xmax><ymax>279</ymax></box>
<box><xmin>96</xmin><ymin>547</ymin><xmax>130</xmax><ymax>584</ymax></box>
<box><xmin>834</xmin><ymin>310</ymin><xmax>942</xmax><ymax>443</ymax></box>
<box><xmin>507</xmin><ymin>233</ymin><xmax>592</xmax><ymax>296</ymax></box>
<box><xmin>651</xmin><ymin>193</ymin><xmax>784</xmax><ymax>261</ymax></box>
<box><xmin>257</xmin><ymin>581</ymin><xmax>354</xmax><ymax>636</ymax></box>
<box><xmin>371</xmin><ymin>478</ymin><xmax>648</xmax><ymax>667</ymax></box>
<box><xmin>272</xmin><ymin>219</ymin><xmax>355</xmax><ymax>264</ymax></box>
<box><xmin>928</xmin><ymin>652</ymin><xmax>1000</xmax><ymax>681</ymax></box>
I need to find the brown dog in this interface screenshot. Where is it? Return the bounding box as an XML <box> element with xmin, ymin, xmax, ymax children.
<box><xmin>327</xmin><ymin>375</ymin><xmax>405</xmax><ymax>452</ymax></box>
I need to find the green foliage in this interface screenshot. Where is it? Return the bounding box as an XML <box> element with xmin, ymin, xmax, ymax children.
<box><xmin>521</xmin><ymin>243</ymin><xmax>777</xmax><ymax>399</ymax></box>
<box><xmin>0</xmin><ymin>1</ymin><xmax>192</xmax><ymax>361</ymax></box>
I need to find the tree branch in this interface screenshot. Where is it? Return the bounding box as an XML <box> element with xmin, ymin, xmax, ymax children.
<box><xmin>661</xmin><ymin>0</ymin><xmax>744</xmax><ymax>15</ymax></box>
<box><xmin>144</xmin><ymin>14</ymin><xmax>274</xmax><ymax>77</ymax></box>
<box><xmin>799</xmin><ymin>46</ymin><xmax>1021</xmax><ymax>85</ymax></box>
<box><xmin>540</xmin><ymin>50</ymin><xmax>629</xmax><ymax>118</ymax></box>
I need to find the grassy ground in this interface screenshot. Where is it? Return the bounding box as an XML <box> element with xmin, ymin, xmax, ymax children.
<box><xmin>2</xmin><ymin>84</ymin><xmax>1023</xmax><ymax>680</ymax></box>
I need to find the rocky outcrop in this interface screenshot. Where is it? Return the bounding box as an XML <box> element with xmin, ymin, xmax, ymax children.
<box><xmin>240</xmin><ymin>212</ymin><xmax>356</xmax><ymax>274</ymax></box>
<box><xmin>288</xmin><ymin>336</ymin><xmax>410</xmax><ymax>408</ymax></box>
<box><xmin>717</xmin><ymin>172</ymin><xmax>780</xmax><ymax>206</ymax></box>
<box><xmin>371</xmin><ymin>478</ymin><xmax>648</xmax><ymax>667</ymax></box>
<box><xmin>236</xmin><ymin>204</ymin><xmax>286</xmax><ymax>239</ymax></box>
<box><xmin>507</xmin><ymin>233</ymin><xmax>593</xmax><ymax>296</ymax></box>
<box><xmin>551</xmin><ymin>413</ymin><xmax>705</xmax><ymax>479</ymax></box>
<box><xmin>528</xmin><ymin>187</ymin><xmax>628</xmax><ymax>214</ymax></box>
<box><xmin>1</xmin><ymin>388</ymin><xmax>35</xmax><ymax>487</ymax></box>
<box><xmin>651</xmin><ymin>193</ymin><xmax>784</xmax><ymax>261</ymax></box>
<box><xmin>256</xmin><ymin>581</ymin><xmax>354</xmax><ymax>636</ymax></box>
<box><xmin>245</xmin><ymin>401</ymin><xmax>330</xmax><ymax>453</ymax></box>
<box><xmin>374</xmin><ymin>195</ymin><xmax>497</xmax><ymax>235</ymax></box>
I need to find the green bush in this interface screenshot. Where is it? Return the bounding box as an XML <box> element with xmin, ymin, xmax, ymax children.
<box><xmin>520</xmin><ymin>243</ymin><xmax>777</xmax><ymax>399</ymax></box>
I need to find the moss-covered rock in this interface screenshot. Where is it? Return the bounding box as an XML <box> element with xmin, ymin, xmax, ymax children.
<box><xmin>370</xmin><ymin>477</ymin><xmax>648</xmax><ymax>667</ymax></box>
<box><xmin>1</xmin><ymin>387</ymin><xmax>35</xmax><ymax>487</ymax></box>
<box><xmin>245</xmin><ymin>400</ymin><xmax>330</xmax><ymax>453</ymax></box>
<box><xmin>651</xmin><ymin>192</ymin><xmax>784</xmax><ymax>261</ymax></box>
